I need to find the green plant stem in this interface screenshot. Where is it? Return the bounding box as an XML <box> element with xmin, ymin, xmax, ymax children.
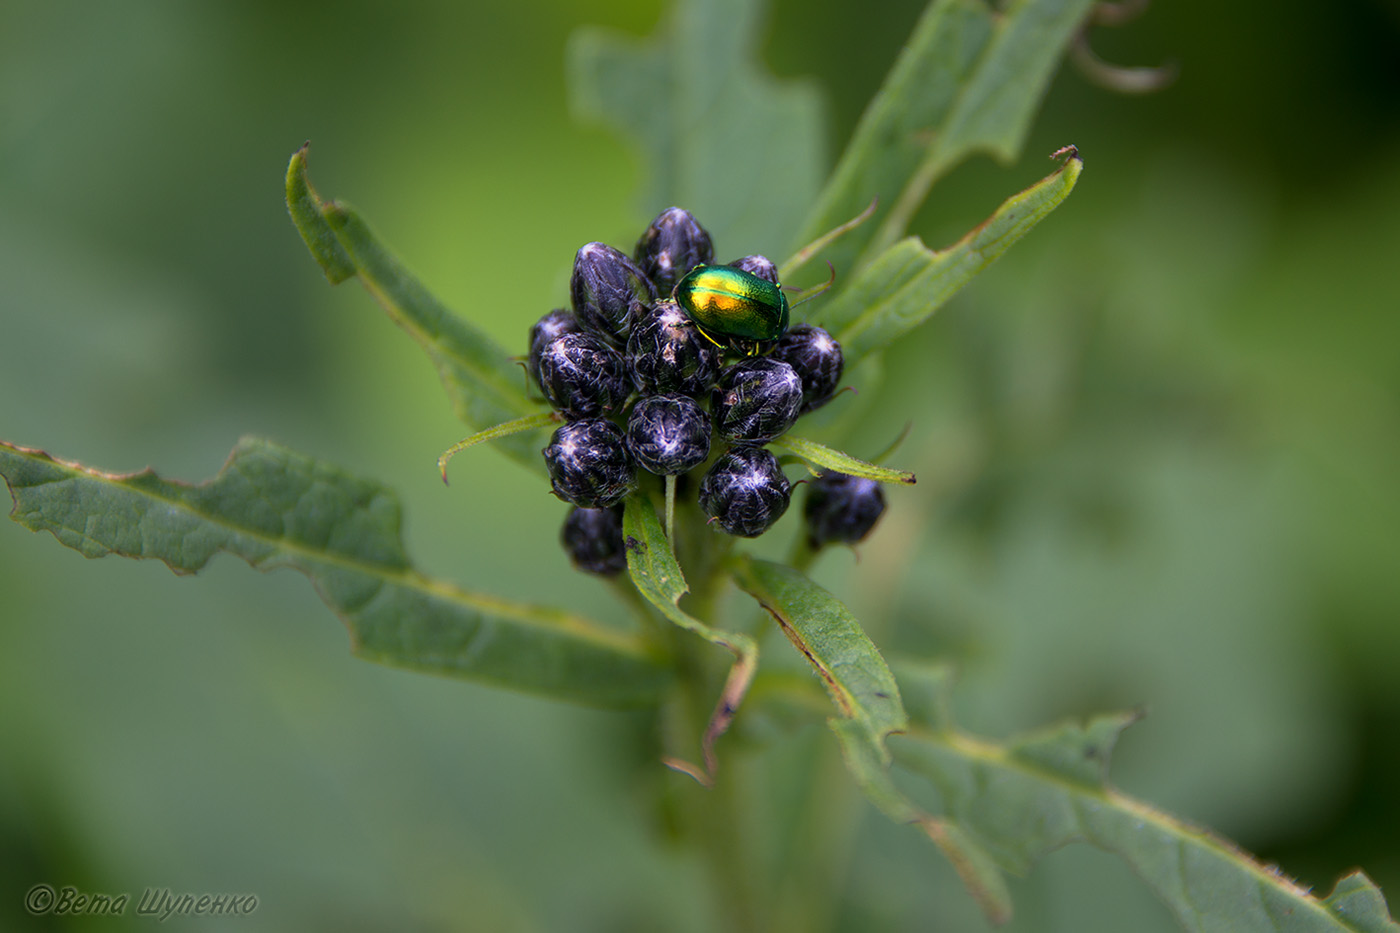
<box><xmin>665</xmin><ymin>473</ymin><xmax>677</xmax><ymax>541</ymax></box>
<box><xmin>697</xmin><ymin>750</ymin><xmax>765</xmax><ymax>933</ymax></box>
<box><xmin>654</xmin><ymin>500</ymin><xmax>766</xmax><ymax>929</ymax></box>
<box><xmin>658</xmin><ymin>599</ymin><xmax>765</xmax><ymax>931</ymax></box>
<box><xmin>771</xmin><ymin>739</ymin><xmax>863</xmax><ymax>933</ymax></box>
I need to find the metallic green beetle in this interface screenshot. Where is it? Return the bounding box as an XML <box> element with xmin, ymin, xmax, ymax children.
<box><xmin>673</xmin><ymin>265</ymin><xmax>789</xmax><ymax>353</ymax></box>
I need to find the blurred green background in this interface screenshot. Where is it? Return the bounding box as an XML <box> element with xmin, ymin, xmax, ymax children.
<box><xmin>2</xmin><ymin>1</ymin><xmax>1398</xmax><ymax>930</ymax></box>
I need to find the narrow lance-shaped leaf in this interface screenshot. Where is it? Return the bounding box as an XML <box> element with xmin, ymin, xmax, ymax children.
<box><xmin>890</xmin><ymin>662</ymin><xmax>1400</xmax><ymax>932</ymax></box>
<box><xmin>438</xmin><ymin>411</ymin><xmax>560</xmax><ymax>483</ymax></box>
<box><xmin>0</xmin><ymin>439</ymin><xmax>670</xmax><ymax>709</ymax></box>
<box><xmin>823</xmin><ymin>149</ymin><xmax>1081</xmax><ymax>369</ymax></box>
<box><xmin>623</xmin><ymin>495</ymin><xmax>757</xmax><ymax>783</ymax></box>
<box><xmin>568</xmin><ymin>0</ymin><xmax>823</xmax><ymax>255</ymax></box>
<box><xmin>286</xmin><ymin>146</ymin><xmax>549</xmax><ymax>472</ymax></box>
<box><xmin>770</xmin><ymin>434</ymin><xmax>916</xmax><ymax>485</ymax></box>
<box><xmin>729</xmin><ymin>556</ymin><xmax>904</xmax><ymax>751</ymax></box>
<box><xmin>793</xmin><ymin>0</ymin><xmax>1097</xmax><ymax>275</ymax></box>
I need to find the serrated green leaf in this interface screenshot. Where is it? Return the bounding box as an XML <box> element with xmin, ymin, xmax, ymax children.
<box><xmin>769</xmin><ymin>434</ymin><xmax>917</xmax><ymax>485</ymax></box>
<box><xmin>624</xmin><ymin>495</ymin><xmax>756</xmax><ymax>780</ymax></box>
<box><xmin>794</xmin><ymin>0</ymin><xmax>1096</xmax><ymax>275</ymax></box>
<box><xmin>830</xmin><ymin>719</ymin><xmax>1013</xmax><ymax>924</ymax></box>
<box><xmin>286</xmin><ymin>146</ymin><xmax>548</xmax><ymax>471</ymax></box>
<box><xmin>730</xmin><ymin>556</ymin><xmax>905</xmax><ymax>751</ymax></box>
<box><xmin>567</xmin><ymin>0</ymin><xmax>823</xmax><ymax>254</ymax></box>
<box><xmin>1010</xmin><ymin>707</ymin><xmax>1141</xmax><ymax>788</ymax></box>
<box><xmin>0</xmin><ymin>439</ymin><xmax>669</xmax><ymax>708</ymax></box>
<box><xmin>822</xmin><ymin>151</ymin><xmax>1082</xmax><ymax>368</ymax></box>
<box><xmin>1321</xmin><ymin>873</ymin><xmax>1400</xmax><ymax>933</ymax></box>
<box><xmin>892</xmin><ymin>712</ymin><xmax>1400</xmax><ymax>931</ymax></box>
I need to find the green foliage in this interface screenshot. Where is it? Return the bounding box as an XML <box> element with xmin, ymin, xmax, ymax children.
<box><xmin>890</xmin><ymin>665</ymin><xmax>1400</xmax><ymax>932</ymax></box>
<box><xmin>624</xmin><ymin>495</ymin><xmax>757</xmax><ymax>781</ymax></box>
<box><xmin>793</xmin><ymin>0</ymin><xmax>1097</xmax><ymax>274</ymax></box>
<box><xmin>0</xmin><ymin>438</ymin><xmax>667</xmax><ymax>708</ymax></box>
<box><xmin>822</xmin><ymin>150</ymin><xmax>1082</xmax><ymax>367</ymax></box>
<box><xmin>3</xmin><ymin>0</ymin><xmax>1395</xmax><ymax>929</ymax></box>
<box><xmin>287</xmin><ymin>145</ymin><xmax>548</xmax><ymax>471</ymax></box>
<box><xmin>568</xmin><ymin>0</ymin><xmax>823</xmax><ymax>255</ymax></box>
<box><xmin>732</xmin><ymin>556</ymin><xmax>905</xmax><ymax>749</ymax></box>
<box><xmin>770</xmin><ymin>433</ymin><xmax>918</xmax><ymax>484</ymax></box>
<box><xmin>624</xmin><ymin>494</ymin><xmax>756</xmax><ymax>669</ymax></box>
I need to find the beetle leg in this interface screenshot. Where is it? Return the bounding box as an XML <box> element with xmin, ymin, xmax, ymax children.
<box><xmin>694</xmin><ymin>323</ymin><xmax>729</xmax><ymax>351</ymax></box>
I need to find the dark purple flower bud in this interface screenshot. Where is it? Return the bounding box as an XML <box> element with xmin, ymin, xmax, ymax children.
<box><xmin>543</xmin><ymin>419</ymin><xmax>636</xmax><ymax>508</ymax></box>
<box><xmin>627</xmin><ymin>300</ymin><xmax>720</xmax><ymax>397</ymax></box>
<box><xmin>767</xmin><ymin>324</ymin><xmax>844</xmax><ymax>413</ymax></box>
<box><xmin>535</xmin><ymin>332</ymin><xmax>630</xmax><ymax>420</ymax></box>
<box><xmin>570</xmin><ymin>242</ymin><xmax>657</xmax><ymax>346</ymax></box>
<box><xmin>712</xmin><ymin>358</ymin><xmax>804</xmax><ymax>443</ymax></box>
<box><xmin>527</xmin><ymin>308</ymin><xmax>582</xmax><ymax>389</ymax></box>
<box><xmin>626</xmin><ymin>394</ymin><xmax>712</xmax><ymax>476</ymax></box>
<box><xmin>698</xmin><ymin>446</ymin><xmax>791</xmax><ymax>538</ymax></box>
<box><xmin>635</xmin><ymin>207</ymin><xmax>715</xmax><ymax>296</ymax></box>
<box><xmin>561</xmin><ymin>506</ymin><xmax>627</xmax><ymax>576</ymax></box>
<box><xmin>727</xmin><ymin>254</ymin><xmax>778</xmax><ymax>285</ymax></box>
<box><xmin>804</xmin><ymin>472</ymin><xmax>885</xmax><ymax>548</ymax></box>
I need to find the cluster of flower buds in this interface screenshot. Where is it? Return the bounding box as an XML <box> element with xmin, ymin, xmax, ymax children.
<box><xmin>530</xmin><ymin>207</ymin><xmax>882</xmax><ymax>575</ymax></box>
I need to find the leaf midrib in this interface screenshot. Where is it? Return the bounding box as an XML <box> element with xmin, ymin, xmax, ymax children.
<box><xmin>5</xmin><ymin>446</ymin><xmax>650</xmax><ymax>657</ymax></box>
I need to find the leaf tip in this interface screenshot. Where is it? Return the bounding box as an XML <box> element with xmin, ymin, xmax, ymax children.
<box><xmin>286</xmin><ymin>142</ymin><xmax>312</xmax><ymax>194</ymax></box>
<box><xmin>1051</xmin><ymin>144</ymin><xmax>1082</xmax><ymax>164</ymax></box>
<box><xmin>1011</xmin><ymin>708</ymin><xmax>1143</xmax><ymax>787</ymax></box>
<box><xmin>286</xmin><ymin>141</ymin><xmax>356</xmax><ymax>285</ymax></box>
<box><xmin>661</xmin><ymin>756</ymin><xmax>714</xmax><ymax>788</ymax></box>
